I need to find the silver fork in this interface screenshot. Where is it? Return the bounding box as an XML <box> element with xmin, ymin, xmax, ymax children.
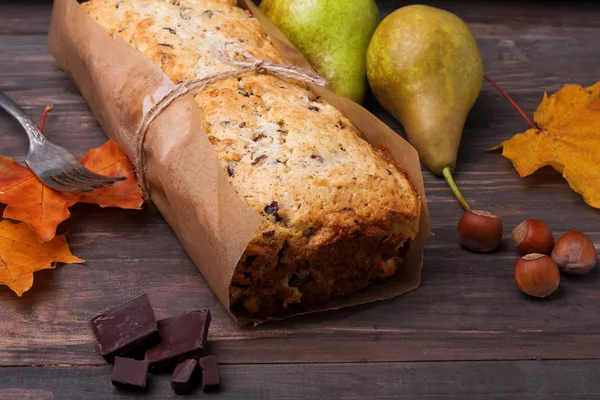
<box><xmin>0</xmin><ymin>90</ymin><xmax>125</xmax><ymax>192</ymax></box>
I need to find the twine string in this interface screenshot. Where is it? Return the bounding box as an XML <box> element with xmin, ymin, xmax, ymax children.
<box><xmin>133</xmin><ymin>41</ymin><xmax>326</xmax><ymax>199</ymax></box>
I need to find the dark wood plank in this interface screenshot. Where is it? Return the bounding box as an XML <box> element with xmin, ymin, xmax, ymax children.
<box><xmin>1</xmin><ymin>0</ymin><xmax>600</xmax><ymax>368</ymax></box>
<box><xmin>2</xmin><ymin>361</ymin><xmax>600</xmax><ymax>399</ymax></box>
<box><xmin>0</xmin><ymin>2</ymin><xmax>53</xmax><ymax>35</ymax></box>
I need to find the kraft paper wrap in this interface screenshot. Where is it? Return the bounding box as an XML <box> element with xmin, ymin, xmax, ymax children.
<box><xmin>47</xmin><ymin>0</ymin><xmax>431</xmax><ymax>325</ymax></box>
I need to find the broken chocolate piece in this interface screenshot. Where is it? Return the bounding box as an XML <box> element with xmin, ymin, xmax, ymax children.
<box><xmin>171</xmin><ymin>359</ymin><xmax>199</xmax><ymax>395</ymax></box>
<box><xmin>199</xmin><ymin>355</ymin><xmax>220</xmax><ymax>392</ymax></box>
<box><xmin>90</xmin><ymin>293</ymin><xmax>161</xmax><ymax>363</ymax></box>
<box><xmin>111</xmin><ymin>357</ymin><xmax>149</xmax><ymax>391</ymax></box>
<box><xmin>145</xmin><ymin>309</ymin><xmax>211</xmax><ymax>371</ymax></box>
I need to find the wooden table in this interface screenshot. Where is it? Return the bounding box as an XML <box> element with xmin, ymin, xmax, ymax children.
<box><xmin>1</xmin><ymin>1</ymin><xmax>600</xmax><ymax>398</ymax></box>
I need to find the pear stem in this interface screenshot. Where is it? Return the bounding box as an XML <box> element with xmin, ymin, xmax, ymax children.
<box><xmin>442</xmin><ymin>167</ymin><xmax>471</xmax><ymax>211</ymax></box>
<box><xmin>484</xmin><ymin>76</ymin><xmax>536</xmax><ymax>130</ymax></box>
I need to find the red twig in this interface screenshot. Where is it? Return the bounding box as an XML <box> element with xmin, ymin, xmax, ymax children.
<box><xmin>484</xmin><ymin>76</ymin><xmax>537</xmax><ymax>130</ymax></box>
<box><xmin>39</xmin><ymin>104</ymin><xmax>54</xmax><ymax>133</ymax></box>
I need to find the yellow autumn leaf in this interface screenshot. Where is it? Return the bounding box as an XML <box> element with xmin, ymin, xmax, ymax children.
<box><xmin>494</xmin><ymin>82</ymin><xmax>600</xmax><ymax>208</ymax></box>
<box><xmin>0</xmin><ymin>220</ymin><xmax>84</xmax><ymax>296</ymax></box>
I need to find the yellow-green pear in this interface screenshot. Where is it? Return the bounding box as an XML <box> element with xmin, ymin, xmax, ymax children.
<box><xmin>260</xmin><ymin>0</ymin><xmax>379</xmax><ymax>104</ymax></box>
<box><xmin>366</xmin><ymin>5</ymin><xmax>483</xmax><ymax>185</ymax></box>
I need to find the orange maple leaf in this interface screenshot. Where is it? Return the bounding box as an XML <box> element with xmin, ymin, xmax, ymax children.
<box><xmin>0</xmin><ymin>140</ymin><xmax>143</xmax><ymax>242</ymax></box>
<box><xmin>494</xmin><ymin>82</ymin><xmax>600</xmax><ymax>208</ymax></box>
<box><xmin>0</xmin><ymin>220</ymin><xmax>84</xmax><ymax>296</ymax></box>
<box><xmin>0</xmin><ymin>157</ymin><xmax>79</xmax><ymax>243</ymax></box>
<box><xmin>78</xmin><ymin>140</ymin><xmax>144</xmax><ymax>209</ymax></box>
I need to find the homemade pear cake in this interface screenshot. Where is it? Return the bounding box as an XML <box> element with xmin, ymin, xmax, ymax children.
<box><xmin>82</xmin><ymin>0</ymin><xmax>421</xmax><ymax>318</ymax></box>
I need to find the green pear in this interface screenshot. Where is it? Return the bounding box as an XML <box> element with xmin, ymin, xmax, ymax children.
<box><xmin>366</xmin><ymin>5</ymin><xmax>483</xmax><ymax>179</ymax></box>
<box><xmin>260</xmin><ymin>0</ymin><xmax>379</xmax><ymax>104</ymax></box>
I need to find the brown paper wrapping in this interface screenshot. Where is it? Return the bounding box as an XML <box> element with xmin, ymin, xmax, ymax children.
<box><xmin>47</xmin><ymin>0</ymin><xmax>430</xmax><ymax>325</ymax></box>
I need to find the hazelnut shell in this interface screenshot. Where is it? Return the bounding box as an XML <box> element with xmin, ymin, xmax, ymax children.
<box><xmin>551</xmin><ymin>231</ymin><xmax>597</xmax><ymax>275</ymax></box>
<box><xmin>514</xmin><ymin>253</ymin><xmax>560</xmax><ymax>298</ymax></box>
<box><xmin>512</xmin><ymin>219</ymin><xmax>554</xmax><ymax>255</ymax></box>
<box><xmin>458</xmin><ymin>210</ymin><xmax>503</xmax><ymax>252</ymax></box>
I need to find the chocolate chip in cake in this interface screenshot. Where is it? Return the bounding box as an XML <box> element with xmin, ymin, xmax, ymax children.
<box><xmin>262</xmin><ymin>230</ymin><xmax>276</xmax><ymax>238</ymax></box>
<box><xmin>264</xmin><ymin>201</ymin><xmax>279</xmax><ymax>215</ymax></box>
<box><xmin>288</xmin><ymin>274</ymin><xmax>298</xmax><ymax>287</ymax></box>
<box><xmin>226</xmin><ymin>162</ymin><xmax>235</xmax><ymax>177</ymax></box>
<box><xmin>342</xmin><ymin>207</ymin><xmax>353</xmax><ymax>212</ymax></box>
<box><xmin>239</xmin><ymin>121</ymin><xmax>246</xmax><ymax>128</ymax></box>
<box><xmin>303</xmin><ymin>227</ymin><xmax>314</xmax><ymax>238</ymax></box>
<box><xmin>273</xmin><ymin>213</ymin><xmax>283</xmax><ymax>223</ymax></box>
<box><xmin>386</xmin><ymin>169</ymin><xmax>393</xmax><ymax>175</ymax></box>
<box><xmin>251</xmin><ymin>155</ymin><xmax>267</xmax><ymax>166</ymax></box>
<box><xmin>308</xmin><ymin>106</ymin><xmax>319</xmax><ymax>112</ymax></box>
<box><xmin>238</xmin><ymin>88</ymin><xmax>250</xmax><ymax>97</ymax></box>
<box><xmin>203</xmin><ymin>10</ymin><xmax>214</xmax><ymax>18</ymax></box>
<box><xmin>335</xmin><ymin>119</ymin><xmax>346</xmax><ymax>129</ymax></box>
<box><xmin>310</xmin><ymin>154</ymin><xmax>323</xmax><ymax>163</ymax></box>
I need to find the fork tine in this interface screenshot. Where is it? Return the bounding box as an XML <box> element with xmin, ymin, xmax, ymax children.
<box><xmin>75</xmin><ymin>166</ymin><xmax>127</xmax><ymax>182</ymax></box>
<box><xmin>51</xmin><ymin>174</ymin><xmax>100</xmax><ymax>190</ymax></box>
<box><xmin>63</xmin><ymin>171</ymin><xmax>108</xmax><ymax>187</ymax></box>
<box><xmin>42</xmin><ymin>177</ymin><xmax>92</xmax><ymax>192</ymax></box>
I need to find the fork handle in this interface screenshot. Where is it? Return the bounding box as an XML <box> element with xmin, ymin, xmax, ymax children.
<box><xmin>0</xmin><ymin>90</ymin><xmax>45</xmax><ymax>146</ymax></box>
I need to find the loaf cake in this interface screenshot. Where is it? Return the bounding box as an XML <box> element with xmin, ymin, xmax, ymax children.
<box><xmin>82</xmin><ymin>0</ymin><xmax>421</xmax><ymax>318</ymax></box>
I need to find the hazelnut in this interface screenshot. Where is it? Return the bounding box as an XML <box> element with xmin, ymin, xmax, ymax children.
<box><xmin>512</xmin><ymin>219</ymin><xmax>554</xmax><ymax>255</ymax></box>
<box><xmin>551</xmin><ymin>231</ymin><xmax>597</xmax><ymax>275</ymax></box>
<box><xmin>457</xmin><ymin>210</ymin><xmax>503</xmax><ymax>252</ymax></box>
<box><xmin>514</xmin><ymin>253</ymin><xmax>560</xmax><ymax>298</ymax></box>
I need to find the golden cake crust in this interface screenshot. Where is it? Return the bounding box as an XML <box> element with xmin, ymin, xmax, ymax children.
<box><xmin>83</xmin><ymin>0</ymin><xmax>421</xmax><ymax>318</ymax></box>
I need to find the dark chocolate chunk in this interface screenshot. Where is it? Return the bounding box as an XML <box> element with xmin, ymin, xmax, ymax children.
<box><xmin>171</xmin><ymin>359</ymin><xmax>199</xmax><ymax>395</ymax></box>
<box><xmin>264</xmin><ymin>201</ymin><xmax>279</xmax><ymax>215</ymax></box>
<box><xmin>239</xmin><ymin>121</ymin><xmax>246</xmax><ymax>128</ymax></box>
<box><xmin>111</xmin><ymin>357</ymin><xmax>149</xmax><ymax>391</ymax></box>
<box><xmin>308</xmin><ymin>106</ymin><xmax>319</xmax><ymax>112</ymax></box>
<box><xmin>145</xmin><ymin>309</ymin><xmax>211</xmax><ymax>371</ymax></box>
<box><xmin>262</xmin><ymin>230</ymin><xmax>276</xmax><ymax>238</ymax></box>
<box><xmin>90</xmin><ymin>294</ymin><xmax>161</xmax><ymax>363</ymax></box>
<box><xmin>199</xmin><ymin>356</ymin><xmax>220</xmax><ymax>392</ymax></box>
<box><xmin>310</xmin><ymin>154</ymin><xmax>324</xmax><ymax>162</ymax></box>
<box><xmin>335</xmin><ymin>119</ymin><xmax>346</xmax><ymax>129</ymax></box>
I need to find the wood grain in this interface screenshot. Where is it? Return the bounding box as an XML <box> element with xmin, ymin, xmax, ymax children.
<box><xmin>1</xmin><ymin>2</ymin><xmax>600</xmax><ymax>398</ymax></box>
<box><xmin>2</xmin><ymin>361</ymin><xmax>600</xmax><ymax>399</ymax></box>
